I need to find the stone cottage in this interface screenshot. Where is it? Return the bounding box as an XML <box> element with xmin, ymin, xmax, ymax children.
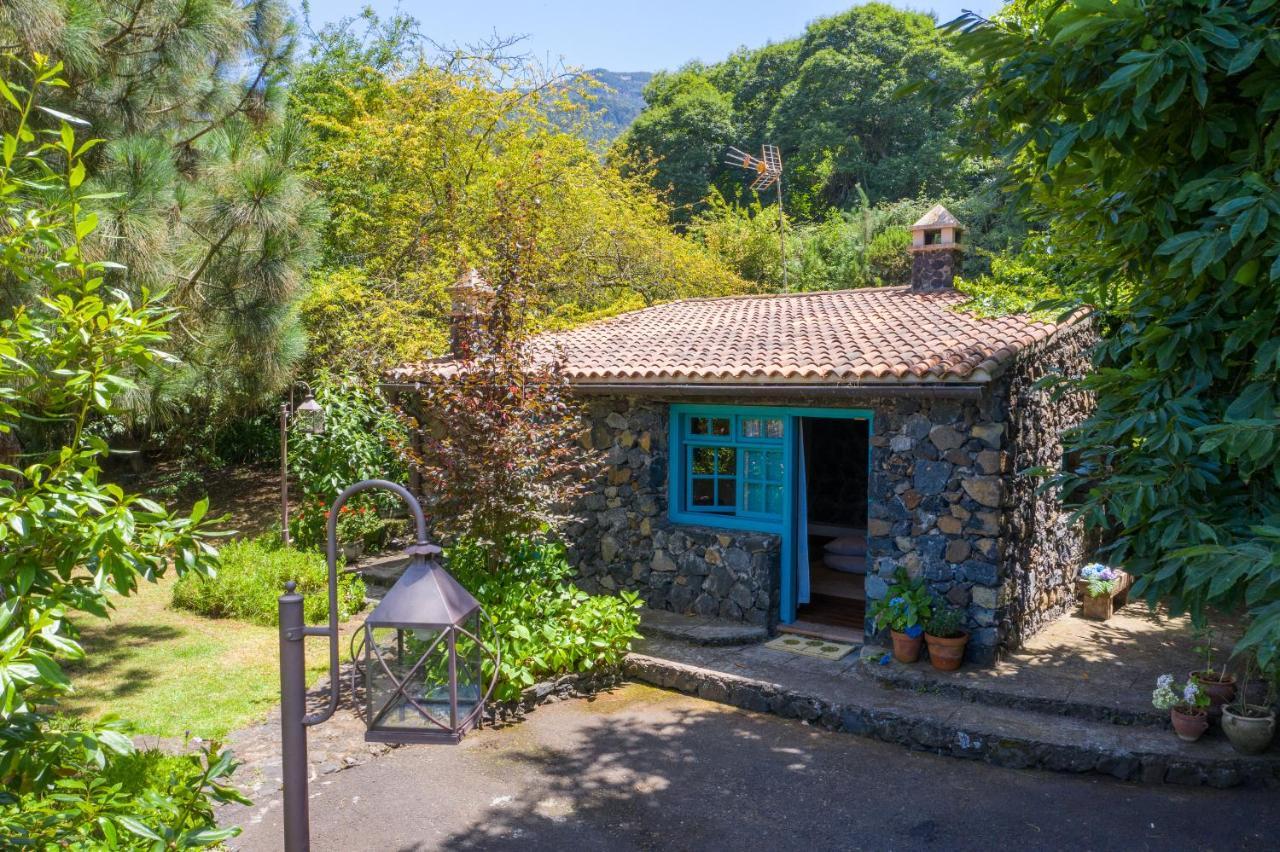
<box><xmin>390</xmin><ymin>207</ymin><xmax>1095</xmax><ymax>663</ymax></box>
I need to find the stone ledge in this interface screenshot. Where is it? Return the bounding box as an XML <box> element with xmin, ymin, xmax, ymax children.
<box><xmin>857</xmin><ymin>651</ymin><xmax>1169</xmax><ymax>729</ymax></box>
<box><xmin>640</xmin><ymin>608</ymin><xmax>770</xmax><ymax>647</ymax></box>
<box><xmin>623</xmin><ymin>648</ymin><xmax>1280</xmax><ymax>788</ymax></box>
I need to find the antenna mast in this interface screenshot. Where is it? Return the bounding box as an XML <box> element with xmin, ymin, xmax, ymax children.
<box><xmin>726</xmin><ymin>144</ymin><xmax>787</xmax><ymax>291</ymax></box>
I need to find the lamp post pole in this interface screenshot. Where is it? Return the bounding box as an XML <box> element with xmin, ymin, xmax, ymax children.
<box><xmin>279</xmin><ymin>382</ymin><xmax>323</xmax><ymax>547</ymax></box>
<box><xmin>277</xmin><ymin>480</ymin><xmax>430</xmax><ymax>852</ymax></box>
<box><xmin>279</xmin><ymin>401</ymin><xmax>291</xmax><ymax>546</ymax></box>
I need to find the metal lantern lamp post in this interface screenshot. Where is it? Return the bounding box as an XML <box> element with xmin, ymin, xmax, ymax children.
<box><xmin>277</xmin><ymin>479</ymin><xmax>498</xmax><ymax>852</ymax></box>
<box><xmin>279</xmin><ymin>382</ymin><xmax>325</xmax><ymax>546</ymax></box>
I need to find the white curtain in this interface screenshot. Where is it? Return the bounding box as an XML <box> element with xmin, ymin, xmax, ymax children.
<box><xmin>797</xmin><ymin>421</ymin><xmax>810</xmax><ymax>606</ymax></box>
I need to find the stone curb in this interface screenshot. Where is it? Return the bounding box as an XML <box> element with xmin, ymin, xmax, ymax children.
<box><xmin>487</xmin><ymin>668</ymin><xmax>626</xmax><ymax>724</ymax></box>
<box><xmin>623</xmin><ymin>653</ymin><xmax>1280</xmax><ymax>789</ymax></box>
<box><xmin>858</xmin><ymin>656</ymin><xmax>1170</xmax><ymax>729</ymax></box>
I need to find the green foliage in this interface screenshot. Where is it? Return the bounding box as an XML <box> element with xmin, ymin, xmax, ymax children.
<box><xmin>446</xmin><ymin>538</ymin><xmax>642</xmax><ymax>702</ymax></box>
<box><xmin>172</xmin><ymin>537</ymin><xmax>365</xmax><ymax>626</ymax></box>
<box><xmin>868</xmin><ymin>572</ymin><xmax>934</xmax><ymax>633</ymax></box>
<box><xmin>925</xmin><ymin>604</ymin><xmax>967</xmax><ymax>639</ymax></box>
<box><xmin>288</xmin><ymin>374</ymin><xmax>406</xmax><ymax>504</ymax></box>
<box><xmin>0</xmin><ymin>0</ymin><xmax>321</xmax><ymax>431</ymax></box>
<box><xmin>1085</xmin><ymin>578</ymin><xmax>1120</xmax><ymax>600</ymax></box>
<box><xmin>291</xmin><ymin>14</ymin><xmax>747</xmax><ymax>372</ymax></box>
<box><xmin>953</xmin><ymin>238</ymin><xmax>1069</xmax><ymax>319</ymax></box>
<box><xmin>618</xmin><ymin>3</ymin><xmax>976</xmax><ymax>220</ymax></box>
<box><xmin>0</xmin><ymin>58</ymin><xmax>233</xmax><ymax>844</ymax></box>
<box><xmin>866</xmin><ymin>228</ymin><xmax>912</xmax><ymax>287</ymax></box>
<box><xmin>949</xmin><ymin>0</ymin><xmax>1280</xmax><ymax>667</ymax></box>
<box><xmin>1</xmin><ymin>737</ymin><xmax>249</xmax><ymax>849</ymax></box>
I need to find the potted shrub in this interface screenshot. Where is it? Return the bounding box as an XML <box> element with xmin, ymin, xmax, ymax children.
<box><xmin>1221</xmin><ymin>654</ymin><xmax>1276</xmax><ymax>756</ymax></box>
<box><xmin>1152</xmin><ymin>674</ymin><xmax>1211</xmax><ymax>742</ymax></box>
<box><xmin>1189</xmin><ymin>626</ymin><xmax>1237</xmax><ymax>718</ymax></box>
<box><xmin>869</xmin><ymin>571</ymin><xmax>933</xmax><ymax>663</ymax></box>
<box><xmin>924</xmin><ymin>605</ymin><xmax>969</xmax><ymax>672</ymax></box>
<box><xmin>1076</xmin><ymin>564</ymin><xmax>1127</xmax><ymax>620</ymax></box>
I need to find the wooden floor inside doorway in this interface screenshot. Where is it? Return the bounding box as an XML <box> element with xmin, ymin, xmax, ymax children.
<box><xmin>781</xmin><ymin>562</ymin><xmax>866</xmax><ymax>644</ymax></box>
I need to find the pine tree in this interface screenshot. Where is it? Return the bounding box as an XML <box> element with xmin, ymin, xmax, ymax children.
<box><xmin>0</xmin><ymin>0</ymin><xmax>321</xmax><ymax>432</ymax></box>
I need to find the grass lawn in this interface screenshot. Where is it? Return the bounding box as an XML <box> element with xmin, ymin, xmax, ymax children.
<box><xmin>62</xmin><ymin>575</ymin><xmax>362</xmax><ymax>739</ymax></box>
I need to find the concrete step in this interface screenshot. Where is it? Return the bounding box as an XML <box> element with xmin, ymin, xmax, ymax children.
<box><xmin>639</xmin><ymin>609</ymin><xmax>769</xmax><ymax>647</ymax></box>
<box><xmin>858</xmin><ymin>648</ymin><xmax>1170</xmax><ymax>729</ymax></box>
<box><xmin>624</xmin><ymin>638</ymin><xmax>1280</xmax><ymax>788</ymax></box>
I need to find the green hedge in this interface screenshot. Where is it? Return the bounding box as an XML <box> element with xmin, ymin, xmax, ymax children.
<box><xmin>172</xmin><ymin>537</ymin><xmax>366</xmax><ymax>625</ymax></box>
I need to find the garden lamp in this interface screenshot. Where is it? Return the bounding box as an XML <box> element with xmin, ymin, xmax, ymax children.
<box><xmin>276</xmin><ymin>479</ymin><xmax>499</xmax><ymax>852</ymax></box>
<box><xmin>294</xmin><ymin>388</ymin><xmax>326</xmax><ymax>435</ymax></box>
<box><xmin>359</xmin><ymin>542</ymin><xmax>498</xmax><ymax>744</ymax></box>
<box><xmin>279</xmin><ymin>381</ymin><xmax>325</xmax><ymax>546</ymax></box>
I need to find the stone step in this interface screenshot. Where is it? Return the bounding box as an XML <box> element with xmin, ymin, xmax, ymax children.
<box><xmin>639</xmin><ymin>608</ymin><xmax>769</xmax><ymax>647</ymax></box>
<box><xmin>857</xmin><ymin>648</ymin><xmax>1170</xmax><ymax>729</ymax></box>
<box><xmin>624</xmin><ymin>638</ymin><xmax>1280</xmax><ymax>788</ymax></box>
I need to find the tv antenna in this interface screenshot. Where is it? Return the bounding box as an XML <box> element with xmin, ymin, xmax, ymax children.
<box><xmin>726</xmin><ymin>144</ymin><xmax>787</xmax><ymax>290</ymax></box>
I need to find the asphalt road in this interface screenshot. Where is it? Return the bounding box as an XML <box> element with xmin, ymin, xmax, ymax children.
<box><xmin>225</xmin><ymin>683</ymin><xmax>1279</xmax><ymax>852</ymax></box>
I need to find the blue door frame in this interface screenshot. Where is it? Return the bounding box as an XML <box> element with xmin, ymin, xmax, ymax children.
<box><xmin>668</xmin><ymin>403</ymin><xmax>874</xmax><ymax>624</ymax></box>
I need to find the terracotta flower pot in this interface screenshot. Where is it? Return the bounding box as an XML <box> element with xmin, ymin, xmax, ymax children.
<box><xmin>924</xmin><ymin>631</ymin><xmax>969</xmax><ymax>672</ymax></box>
<box><xmin>1170</xmin><ymin>706</ymin><xmax>1209</xmax><ymax>742</ymax></box>
<box><xmin>890</xmin><ymin>630</ymin><xmax>923</xmax><ymax>664</ymax></box>
<box><xmin>1189</xmin><ymin>670</ymin><xmax>1237</xmax><ymax>718</ymax></box>
<box><xmin>1221</xmin><ymin>705</ymin><xmax>1276</xmax><ymax>756</ymax></box>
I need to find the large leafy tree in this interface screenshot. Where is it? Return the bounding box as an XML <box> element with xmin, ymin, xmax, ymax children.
<box><xmin>0</xmin><ymin>0</ymin><xmax>321</xmax><ymax>431</ymax></box>
<box><xmin>292</xmin><ymin>16</ymin><xmax>747</xmax><ymax>377</ymax></box>
<box><xmin>619</xmin><ymin>3</ymin><xmax>975</xmax><ymax>219</ymax></box>
<box><xmin>0</xmin><ymin>58</ymin><xmax>242</xmax><ymax>846</ymax></box>
<box><xmin>948</xmin><ymin>0</ymin><xmax>1280</xmax><ymax>665</ymax></box>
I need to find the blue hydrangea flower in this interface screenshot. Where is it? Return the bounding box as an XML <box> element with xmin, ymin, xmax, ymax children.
<box><xmin>905</xmin><ymin>624</ymin><xmax>924</xmax><ymax>639</ymax></box>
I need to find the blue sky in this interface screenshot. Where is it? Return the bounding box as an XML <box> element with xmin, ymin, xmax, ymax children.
<box><xmin>294</xmin><ymin>1</ymin><xmax>1002</xmax><ymax>72</ymax></box>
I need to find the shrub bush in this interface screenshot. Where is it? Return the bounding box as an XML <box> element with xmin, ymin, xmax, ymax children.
<box><xmin>173</xmin><ymin>537</ymin><xmax>366</xmax><ymax>626</ymax></box>
<box><xmin>445</xmin><ymin>537</ymin><xmax>642</xmax><ymax>702</ymax></box>
<box><xmin>866</xmin><ymin>227</ymin><xmax>912</xmax><ymax>286</ymax></box>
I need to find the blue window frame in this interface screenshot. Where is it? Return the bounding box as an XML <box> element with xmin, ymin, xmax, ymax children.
<box><xmin>667</xmin><ymin>403</ymin><xmax>875</xmax><ymax>624</ymax></box>
<box><xmin>672</xmin><ymin>408</ymin><xmax>786</xmax><ymax>529</ymax></box>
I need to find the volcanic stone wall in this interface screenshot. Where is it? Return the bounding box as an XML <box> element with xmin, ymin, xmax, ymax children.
<box><xmin>997</xmin><ymin>319</ymin><xmax>1097</xmax><ymax>647</ymax></box>
<box><xmin>564</xmin><ymin>397</ymin><xmax>779</xmax><ymax>626</ymax></box>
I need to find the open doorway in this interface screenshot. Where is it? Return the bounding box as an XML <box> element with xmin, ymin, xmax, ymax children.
<box><xmin>788</xmin><ymin>416</ymin><xmax>869</xmax><ymax>642</ymax></box>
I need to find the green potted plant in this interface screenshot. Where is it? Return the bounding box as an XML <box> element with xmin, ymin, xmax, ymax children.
<box><xmin>869</xmin><ymin>571</ymin><xmax>933</xmax><ymax>663</ymax></box>
<box><xmin>1221</xmin><ymin>653</ymin><xmax>1276</xmax><ymax>755</ymax></box>
<box><xmin>924</xmin><ymin>604</ymin><xmax>969</xmax><ymax>672</ymax></box>
<box><xmin>1152</xmin><ymin>674</ymin><xmax>1211</xmax><ymax>742</ymax></box>
<box><xmin>1189</xmin><ymin>626</ymin><xmax>1237</xmax><ymax>718</ymax></box>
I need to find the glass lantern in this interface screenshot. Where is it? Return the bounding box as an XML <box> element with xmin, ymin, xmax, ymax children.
<box><xmin>295</xmin><ymin>391</ymin><xmax>326</xmax><ymax>435</ymax></box>
<box><xmin>359</xmin><ymin>544</ymin><xmax>499</xmax><ymax>744</ymax></box>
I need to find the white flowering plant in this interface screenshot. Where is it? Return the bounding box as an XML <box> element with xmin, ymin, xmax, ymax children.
<box><xmin>1151</xmin><ymin>674</ymin><xmax>1210</xmax><ymax>712</ymax></box>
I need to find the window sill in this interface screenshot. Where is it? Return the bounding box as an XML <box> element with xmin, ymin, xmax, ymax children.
<box><xmin>668</xmin><ymin>509</ymin><xmax>782</xmax><ymax>536</ymax></box>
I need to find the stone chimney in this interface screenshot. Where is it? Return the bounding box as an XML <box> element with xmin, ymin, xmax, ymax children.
<box><xmin>447</xmin><ymin>268</ymin><xmax>495</xmax><ymax>359</ymax></box>
<box><xmin>909</xmin><ymin>204</ymin><xmax>964</xmax><ymax>293</ymax></box>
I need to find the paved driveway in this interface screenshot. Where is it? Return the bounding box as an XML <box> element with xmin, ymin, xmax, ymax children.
<box><xmin>225</xmin><ymin>684</ymin><xmax>1278</xmax><ymax>851</ymax></box>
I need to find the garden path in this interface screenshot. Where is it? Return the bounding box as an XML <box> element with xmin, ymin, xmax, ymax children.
<box><xmin>221</xmin><ymin>683</ymin><xmax>1279</xmax><ymax>851</ymax></box>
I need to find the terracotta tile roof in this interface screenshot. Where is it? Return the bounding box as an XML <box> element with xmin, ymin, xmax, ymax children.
<box><xmin>390</xmin><ymin>287</ymin><xmax>1075</xmax><ymax>386</ymax></box>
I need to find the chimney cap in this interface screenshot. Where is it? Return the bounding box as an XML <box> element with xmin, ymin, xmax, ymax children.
<box><xmin>448</xmin><ymin>268</ymin><xmax>495</xmax><ymax>316</ymax></box>
<box><xmin>912</xmin><ymin>204</ymin><xmax>962</xmax><ymax>231</ymax></box>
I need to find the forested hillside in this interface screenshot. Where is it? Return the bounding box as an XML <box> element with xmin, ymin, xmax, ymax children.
<box><xmin>578</xmin><ymin>69</ymin><xmax>652</xmax><ymax>144</ymax></box>
<box><xmin>618</xmin><ymin>3</ymin><xmax>976</xmax><ymax>218</ymax></box>
<box><xmin>615</xmin><ymin>4</ymin><xmax>1027</xmax><ymax>293</ymax></box>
